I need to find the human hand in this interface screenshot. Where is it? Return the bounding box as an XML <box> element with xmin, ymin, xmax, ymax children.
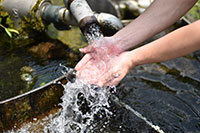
<box><xmin>75</xmin><ymin>37</ymin><xmax>122</xmax><ymax>71</ymax></box>
<box><xmin>76</xmin><ymin>51</ymin><xmax>134</xmax><ymax>87</ymax></box>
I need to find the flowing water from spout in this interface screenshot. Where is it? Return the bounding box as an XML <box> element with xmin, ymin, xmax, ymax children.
<box><xmin>84</xmin><ymin>23</ymin><xmax>104</xmax><ymax>44</ymax></box>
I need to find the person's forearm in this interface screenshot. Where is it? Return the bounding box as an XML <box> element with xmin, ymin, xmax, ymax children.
<box><xmin>113</xmin><ymin>0</ymin><xmax>197</xmax><ymax>52</ymax></box>
<box><xmin>130</xmin><ymin>20</ymin><xmax>200</xmax><ymax>67</ymax></box>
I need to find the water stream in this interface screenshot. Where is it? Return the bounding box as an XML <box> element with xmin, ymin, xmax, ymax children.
<box><xmin>84</xmin><ymin>23</ymin><xmax>103</xmax><ymax>44</ymax></box>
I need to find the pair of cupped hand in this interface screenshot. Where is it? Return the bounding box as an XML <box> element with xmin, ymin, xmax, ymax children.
<box><xmin>75</xmin><ymin>37</ymin><xmax>134</xmax><ymax>87</ymax></box>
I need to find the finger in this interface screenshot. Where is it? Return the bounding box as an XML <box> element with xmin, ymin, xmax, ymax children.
<box><xmin>75</xmin><ymin>54</ymin><xmax>92</xmax><ymax>71</ymax></box>
<box><xmin>105</xmin><ymin>77</ymin><xmax>121</xmax><ymax>87</ymax></box>
<box><xmin>97</xmin><ymin>81</ymin><xmax>104</xmax><ymax>87</ymax></box>
<box><xmin>76</xmin><ymin>60</ymin><xmax>98</xmax><ymax>78</ymax></box>
<box><xmin>79</xmin><ymin>45</ymin><xmax>95</xmax><ymax>53</ymax></box>
<box><xmin>96</xmin><ymin>72</ymin><xmax>114</xmax><ymax>87</ymax></box>
<box><xmin>76</xmin><ymin>58</ymin><xmax>96</xmax><ymax>74</ymax></box>
<box><xmin>102</xmin><ymin>73</ymin><xmax>121</xmax><ymax>87</ymax></box>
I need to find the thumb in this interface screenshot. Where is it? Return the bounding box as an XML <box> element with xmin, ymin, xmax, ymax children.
<box><xmin>79</xmin><ymin>45</ymin><xmax>95</xmax><ymax>53</ymax></box>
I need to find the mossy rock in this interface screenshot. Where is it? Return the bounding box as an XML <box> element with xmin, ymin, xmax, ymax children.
<box><xmin>0</xmin><ymin>76</ymin><xmax>67</xmax><ymax>131</ymax></box>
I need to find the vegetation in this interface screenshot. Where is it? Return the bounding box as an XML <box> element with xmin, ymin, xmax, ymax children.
<box><xmin>0</xmin><ymin>23</ymin><xmax>19</xmax><ymax>38</ymax></box>
<box><xmin>0</xmin><ymin>4</ymin><xmax>47</xmax><ymax>48</ymax></box>
<box><xmin>0</xmin><ymin>7</ymin><xmax>19</xmax><ymax>38</ymax></box>
<box><xmin>185</xmin><ymin>1</ymin><xmax>200</xmax><ymax>22</ymax></box>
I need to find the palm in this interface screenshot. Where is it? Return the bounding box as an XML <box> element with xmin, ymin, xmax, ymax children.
<box><xmin>75</xmin><ymin>37</ymin><xmax>121</xmax><ymax>71</ymax></box>
<box><xmin>76</xmin><ymin>51</ymin><xmax>133</xmax><ymax>87</ymax></box>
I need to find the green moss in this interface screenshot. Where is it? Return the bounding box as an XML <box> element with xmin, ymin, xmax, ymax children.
<box><xmin>24</xmin><ymin>0</ymin><xmax>45</xmax><ymax>31</ymax></box>
<box><xmin>0</xmin><ymin>7</ymin><xmax>24</xmax><ymax>48</ymax></box>
<box><xmin>0</xmin><ymin>6</ymin><xmax>15</xmax><ymax>28</ymax></box>
<box><xmin>51</xmin><ymin>0</ymin><xmax>64</xmax><ymax>5</ymax></box>
<box><xmin>0</xmin><ymin>1</ymin><xmax>48</xmax><ymax>49</ymax></box>
<box><xmin>19</xmin><ymin>0</ymin><xmax>46</xmax><ymax>37</ymax></box>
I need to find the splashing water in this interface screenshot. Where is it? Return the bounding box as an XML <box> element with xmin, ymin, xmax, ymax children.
<box><xmin>12</xmin><ymin>65</ymin><xmax>116</xmax><ymax>133</ymax></box>
<box><xmin>48</xmin><ymin>65</ymin><xmax>115</xmax><ymax>132</ymax></box>
<box><xmin>48</xmin><ymin>80</ymin><xmax>114</xmax><ymax>132</ymax></box>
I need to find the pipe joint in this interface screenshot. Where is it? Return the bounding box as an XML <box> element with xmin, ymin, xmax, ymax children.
<box><xmin>42</xmin><ymin>4</ymin><xmax>70</xmax><ymax>30</ymax></box>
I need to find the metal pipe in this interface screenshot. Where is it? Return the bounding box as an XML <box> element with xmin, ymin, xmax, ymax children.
<box><xmin>1</xmin><ymin>0</ymin><xmax>38</xmax><ymax>17</ymax></box>
<box><xmin>41</xmin><ymin>4</ymin><xmax>71</xmax><ymax>30</ymax></box>
<box><xmin>95</xmin><ymin>13</ymin><xmax>123</xmax><ymax>31</ymax></box>
<box><xmin>64</xmin><ymin>0</ymin><xmax>103</xmax><ymax>43</ymax></box>
<box><xmin>60</xmin><ymin>11</ymin><xmax>123</xmax><ymax>35</ymax></box>
<box><xmin>58</xmin><ymin>8</ymin><xmax>78</xmax><ymax>26</ymax></box>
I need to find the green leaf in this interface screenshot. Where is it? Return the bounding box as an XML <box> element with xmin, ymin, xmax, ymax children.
<box><xmin>5</xmin><ymin>28</ymin><xmax>12</xmax><ymax>38</ymax></box>
<box><xmin>7</xmin><ymin>28</ymin><xmax>19</xmax><ymax>34</ymax></box>
<box><xmin>0</xmin><ymin>24</ymin><xmax>5</xmax><ymax>29</ymax></box>
<box><xmin>40</xmin><ymin>82</ymin><xmax>46</xmax><ymax>86</ymax></box>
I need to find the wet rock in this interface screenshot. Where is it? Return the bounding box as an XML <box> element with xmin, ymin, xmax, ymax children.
<box><xmin>20</xmin><ymin>66</ymin><xmax>35</xmax><ymax>85</ymax></box>
<box><xmin>20</xmin><ymin>73</ymin><xmax>32</xmax><ymax>83</ymax></box>
<box><xmin>28</xmin><ymin>41</ymin><xmax>68</xmax><ymax>59</ymax></box>
<box><xmin>138</xmin><ymin>0</ymin><xmax>152</xmax><ymax>8</ymax></box>
<box><xmin>20</xmin><ymin>66</ymin><xmax>35</xmax><ymax>73</ymax></box>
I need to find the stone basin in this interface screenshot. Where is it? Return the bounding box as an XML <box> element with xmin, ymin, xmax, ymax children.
<box><xmin>0</xmin><ymin>75</ymin><xmax>67</xmax><ymax>132</ymax></box>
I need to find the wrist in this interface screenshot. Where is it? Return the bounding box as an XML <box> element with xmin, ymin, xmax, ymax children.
<box><xmin>129</xmin><ymin>49</ymin><xmax>141</xmax><ymax>68</ymax></box>
<box><xmin>111</xmin><ymin>35</ymin><xmax>125</xmax><ymax>53</ymax></box>
<box><xmin>112</xmin><ymin>30</ymin><xmax>139</xmax><ymax>53</ymax></box>
<box><xmin>99</xmin><ymin>36</ymin><xmax>123</xmax><ymax>55</ymax></box>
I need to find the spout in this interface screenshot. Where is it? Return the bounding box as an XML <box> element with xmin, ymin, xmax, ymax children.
<box><xmin>64</xmin><ymin>0</ymin><xmax>103</xmax><ymax>43</ymax></box>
